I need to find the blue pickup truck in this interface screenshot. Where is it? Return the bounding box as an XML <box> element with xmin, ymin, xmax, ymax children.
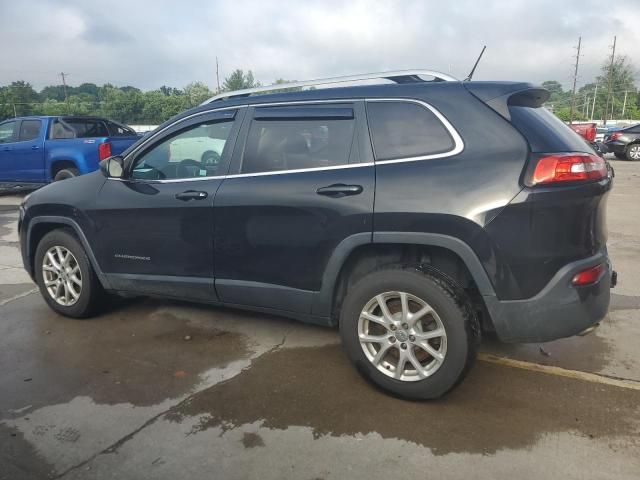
<box><xmin>0</xmin><ymin>116</ymin><xmax>140</xmax><ymax>186</ymax></box>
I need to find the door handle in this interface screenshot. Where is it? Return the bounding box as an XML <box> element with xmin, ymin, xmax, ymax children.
<box><xmin>31</xmin><ymin>145</ymin><xmax>39</xmax><ymax>150</ymax></box>
<box><xmin>316</xmin><ymin>184</ymin><xmax>363</xmax><ymax>198</ymax></box>
<box><xmin>175</xmin><ymin>190</ymin><xmax>208</xmax><ymax>201</ymax></box>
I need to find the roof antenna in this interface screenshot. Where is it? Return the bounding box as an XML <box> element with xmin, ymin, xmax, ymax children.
<box><xmin>464</xmin><ymin>45</ymin><xmax>486</xmax><ymax>81</ymax></box>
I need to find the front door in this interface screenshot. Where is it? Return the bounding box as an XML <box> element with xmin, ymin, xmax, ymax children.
<box><xmin>89</xmin><ymin>108</ymin><xmax>244</xmax><ymax>301</ymax></box>
<box><xmin>0</xmin><ymin>120</ymin><xmax>18</xmax><ymax>182</ymax></box>
<box><xmin>213</xmin><ymin>102</ymin><xmax>375</xmax><ymax>314</ymax></box>
<box><xmin>12</xmin><ymin>119</ymin><xmax>45</xmax><ymax>182</ymax></box>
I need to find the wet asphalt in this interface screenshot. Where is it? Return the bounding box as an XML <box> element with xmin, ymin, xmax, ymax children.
<box><xmin>1</xmin><ymin>158</ymin><xmax>639</xmax><ymax>479</ymax></box>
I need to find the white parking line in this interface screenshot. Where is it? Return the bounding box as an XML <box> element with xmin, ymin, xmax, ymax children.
<box><xmin>478</xmin><ymin>353</ymin><xmax>640</xmax><ymax>392</ymax></box>
<box><xmin>0</xmin><ymin>288</ymin><xmax>38</xmax><ymax>306</ymax></box>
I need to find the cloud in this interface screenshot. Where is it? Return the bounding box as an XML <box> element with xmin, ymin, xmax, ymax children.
<box><xmin>0</xmin><ymin>0</ymin><xmax>638</xmax><ymax>91</ymax></box>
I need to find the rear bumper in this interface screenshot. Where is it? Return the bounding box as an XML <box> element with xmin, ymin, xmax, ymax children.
<box><xmin>604</xmin><ymin>141</ymin><xmax>625</xmax><ymax>154</ymax></box>
<box><xmin>484</xmin><ymin>252</ymin><xmax>611</xmax><ymax>343</ymax></box>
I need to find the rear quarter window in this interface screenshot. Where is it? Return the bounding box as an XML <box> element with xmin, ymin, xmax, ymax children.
<box><xmin>366</xmin><ymin>101</ymin><xmax>455</xmax><ymax>161</ymax></box>
<box><xmin>509</xmin><ymin>106</ymin><xmax>591</xmax><ymax>153</ymax></box>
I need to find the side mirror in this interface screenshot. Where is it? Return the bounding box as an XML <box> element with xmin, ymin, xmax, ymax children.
<box><xmin>100</xmin><ymin>156</ymin><xmax>124</xmax><ymax>178</ymax></box>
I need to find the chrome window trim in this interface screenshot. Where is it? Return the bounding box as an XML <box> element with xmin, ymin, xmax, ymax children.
<box><xmin>365</xmin><ymin>98</ymin><xmax>464</xmax><ymax>164</ymax></box>
<box><xmin>113</xmin><ymin>97</ymin><xmax>462</xmax><ymax>183</ymax></box>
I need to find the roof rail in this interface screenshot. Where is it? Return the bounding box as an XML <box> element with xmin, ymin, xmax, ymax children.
<box><xmin>201</xmin><ymin>69</ymin><xmax>458</xmax><ymax>105</ymax></box>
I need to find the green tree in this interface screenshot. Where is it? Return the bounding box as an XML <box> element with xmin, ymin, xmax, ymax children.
<box><xmin>222</xmin><ymin>69</ymin><xmax>260</xmax><ymax>92</ymax></box>
<box><xmin>599</xmin><ymin>55</ymin><xmax>637</xmax><ymax>122</ymax></box>
<box><xmin>183</xmin><ymin>82</ymin><xmax>213</xmax><ymax>107</ymax></box>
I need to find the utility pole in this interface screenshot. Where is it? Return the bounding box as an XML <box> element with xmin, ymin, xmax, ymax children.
<box><xmin>583</xmin><ymin>94</ymin><xmax>589</xmax><ymax>118</ymax></box>
<box><xmin>590</xmin><ymin>83</ymin><xmax>598</xmax><ymax>121</ymax></box>
<box><xmin>59</xmin><ymin>72</ymin><xmax>70</xmax><ymax>112</ymax></box>
<box><xmin>569</xmin><ymin>36</ymin><xmax>581</xmax><ymax>124</ymax></box>
<box><xmin>215</xmin><ymin>57</ymin><xmax>221</xmax><ymax>94</ymax></box>
<box><xmin>603</xmin><ymin>36</ymin><xmax>616</xmax><ymax>125</ymax></box>
<box><xmin>621</xmin><ymin>90</ymin><xmax>628</xmax><ymax>118</ymax></box>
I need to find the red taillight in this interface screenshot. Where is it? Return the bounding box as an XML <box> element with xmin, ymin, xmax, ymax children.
<box><xmin>608</xmin><ymin>132</ymin><xmax>622</xmax><ymax>141</ymax></box>
<box><xmin>98</xmin><ymin>142</ymin><xmax>112</xmax><ymax>161</ymax></box>
<box><xmin>530</xmin><ymin>153</ymin><xmax>607</xmax><ymax>186</ymax></box>
<box><xmin>572</xmin><ymin>263</ymin><xmax>604</xmax><ymax>286</ymax></box>
<box><xmin>585</xmin><ymin>125</ymin><xmax>596</xmax><ymax>142</ymax></box>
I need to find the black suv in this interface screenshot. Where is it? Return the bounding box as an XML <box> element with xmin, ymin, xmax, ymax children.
<box><xmin>604</xmin><ymin>124</ymin><xmax>640</xmax><ymax>160</ymax></box>
<box><xmin>19</xmin><ymin>71</ymin><xmax>614</xmax><ymax>399</ymax></box>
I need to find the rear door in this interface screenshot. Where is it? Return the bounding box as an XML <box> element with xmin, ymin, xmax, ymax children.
<box><xmin>0</xmin><ymin>120</ymin><xmax>18</xmax><ymax>181</ymax></box>
<box><xmin>11</xmin><ymin>119</ymin><xmax>45</xmax><ymax>182</ymax></box>
<box><xmin>213</xmin><ymin>101</ymin><xmax>375</xmax><ymax>314</ymax></box>
<box><xmin>89</xmin><ymin>108</ymin><xmax>244</xmax><ymax>301</ymax></box>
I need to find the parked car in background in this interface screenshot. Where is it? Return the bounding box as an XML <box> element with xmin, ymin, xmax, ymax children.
<box><xmin>19</xmin><ymin>71</ymin><xmax>615</xmax><ymax>399</ymax></box>
<box><xmin>604</xmin><ymin>124</ymin><xmax>640</xmax><ymax>160</ymax></box>
<box><xmin>0</xmin><ymin>116</ymin><xmax>140</xmax><ymax>187</ymax></box>
<box><xmin>567</xmin><ymin>122</ymin><xmax>607</xmax><ymax>156</ymax></box>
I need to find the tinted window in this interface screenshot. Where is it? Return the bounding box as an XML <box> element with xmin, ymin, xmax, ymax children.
<box><xmin>0</xmin><ymin>121</ymin><xmax>17</xmax><ymax>144</ymax></box>
<box><xmin>19</xmin><ymin>120</ymin><xmax>41</xmax><ymax>141</ymax></box>
<box><xmin>50</xmin><ymin>120</ymin><xmax>76</xmax><ymax>139</ymax></box>
<box><xmin>131</xmin><ymin>120</ymin><xmax>233</xmax><ymax>180</ymax></box>
<box><xmin>61</xmin><ymin>118</ymin><xmax>109</xmax><ymax>138</ymax></box>
<box><xmin>509</xmin><ymin>106</ymin><xmax>591</xmax><ymax>153</ymax></box>
<box><xmin>367</xmin><ymin>101</ymin><xmax>454</xmax><ymax>161</ymax></box>
<box><xmin>241</xmin><ymin>112</ymin><xmax>355</xmax><ymax>174</ymax></box>
<box><xmin>625</xmin><ymin>125</ymin><xmax>640</xmax><ymax>134</ymax></box>
<box><xmin>107</xmin><ymin>120</ymin><xmax>136</xmax><ymax>137</ymax></box>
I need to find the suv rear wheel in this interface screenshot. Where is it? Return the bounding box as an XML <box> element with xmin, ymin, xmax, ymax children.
<box><xmin>339</xmin><ymin>268</ymin><xmax>479</xmax><ymax>399</ymax></box>
<box><xmin>34</xmin><ymin>229</ymin><xmax>105</xmax><ymax>318</ymax></box>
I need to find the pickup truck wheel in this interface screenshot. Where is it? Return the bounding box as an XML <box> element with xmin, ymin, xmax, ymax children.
<box><xmin>53</xmin><ymin>168</ymin><xmax>79</xmax><ymax>181</ymax></box>
<box><xmin>626</xmin><ymin>144</ymin><xmax>640</xmax><ymax>161</ymax></box>
<box><xmin>34</xmin><ymin>229</ymin><xmax>105</xmax><ymax>318</ymax></box>
<box><xmin>339</xmin><ymin>268</ymin><xmax>480</xmax><ymax>400</ymax></box>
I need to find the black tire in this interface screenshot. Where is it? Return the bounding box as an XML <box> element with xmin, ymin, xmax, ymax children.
<box><xmin>34</xmin><ymin>229</ymin><xmax>105</xmax><ymax>318</ymax></box>
<box><xmin>339</xmin><ymin>267</ymin><xmax>480</xmax><ymax>400</ymax></box>
<box><xmin>614</xmin><ymin>152</ymin><xmax>626</xmax><ymax>160</ymax></box>
<box><xmin>53</xmin><ymin>168</ymin><xmax>79</xmax><ymax>181</ymax></box>
<box><xmin>625</xmin><ymin>143</ymin><xmax>640</xmax><ymax>161</ymax></box>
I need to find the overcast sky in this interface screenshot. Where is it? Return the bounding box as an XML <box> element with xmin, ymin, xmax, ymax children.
<box><xmin>1</xmin><ymin>0</ymin><xmax>638</xmax><ymax>91</ymax></box>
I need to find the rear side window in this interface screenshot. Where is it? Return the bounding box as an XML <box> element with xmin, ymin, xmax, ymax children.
<box><xmin>367</xmin><ymin>101</ymin><xmax>455</xmax><ymax>161</ymax></box>
<box><xmin>625</xmin><ymin>125</ymin><xmax>640</xmax><ymax>134</ymax></box>
<box><xmin>509</xmin><ymin>106</ymin><xmax>591</xmax><ymax>153</ymax></box>
<box><xmin>19</xmin><ymin>120</ymin><xmax>41</xmax><ymax>141</ymax></box>
<box><xmin>107</xmin><ymin>121</ymin><xmax>136</xmax><ymax>136</ymax></box>
<box><xmin>61</xmin><ymin>118</ymin><xmax>109</xmax><ymax>138</ymax></box>
<box><xmin>240</xmin><ymin>106</ymin><xmax>355</xmax><ymax>174</ymax></box>
<box><xmin>0</xmin><ymin>121</ymin><xmax>17</xmax><ymax>144</ymax></box>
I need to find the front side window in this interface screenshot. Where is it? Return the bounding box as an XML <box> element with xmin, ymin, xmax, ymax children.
<box><xmin>0</xmin><ymin>121</ymin><xmax>17</xmax><ymax>144</ymax></box>
<box><xmin>19</xmin><ymin>120</ymin><xmax>42</xmax><ymax>141</ymax></box>
<box><xmin>131</xmin><ymin>120</ymin><xmax>233</xmax><ymax>180</ymax></box>
<box><xmin>367</xmin><ymin>101</ymin><xmax>455</xmax><ymax>161</ymax></box>
<box><xmin>240</xmin><ymin>108</ymin><xmax>355</xmax><ymax>174</ymax></box>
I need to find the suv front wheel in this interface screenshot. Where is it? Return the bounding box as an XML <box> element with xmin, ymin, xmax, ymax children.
<box><xmin>34</xmin><ymin>229</ymin><xmax>105</xmax><ymax>318</ymax></box>
<box><xmin>339</xmin><ymin>268</ymin><xmax>479</xmax><ymax>399</ymax></box>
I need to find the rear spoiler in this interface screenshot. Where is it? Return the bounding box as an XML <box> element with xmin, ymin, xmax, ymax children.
<box><xmin>464</xmin><ymin>82</ymin><xmax>550</xmax><ymax>121</ymax></box>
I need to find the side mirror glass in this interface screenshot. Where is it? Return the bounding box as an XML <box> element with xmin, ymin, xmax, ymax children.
<box><xmin>100</xmin><ymin>156</ymin><xmax>124</xmax><ymax>178</ymax></box>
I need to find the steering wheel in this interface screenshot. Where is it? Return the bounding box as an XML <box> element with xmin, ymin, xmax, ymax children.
<box><xmin>176</xmin><ymin>159</ymin><xmax>202</xmax><ymax>178</ymax></box>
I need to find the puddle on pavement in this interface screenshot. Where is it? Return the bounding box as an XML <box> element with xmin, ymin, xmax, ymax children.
<box><xmin>166</xmin><ymin>344</ymin><xmax>640</xmax><ymax>456</ymax></box>
<box><xmin>0</xmin><ymin>423</ymin><xmax>54</xmax><ymax>479</ymax></box>
<box><xmin>0</xmin><ymin>296</ymin><xmax>251</xmax><ymax>413</ymax></box>
<box><xmin>482</xmin><ymin>327</ymin><xmax>614</xmax><ymax>373</ymax></box>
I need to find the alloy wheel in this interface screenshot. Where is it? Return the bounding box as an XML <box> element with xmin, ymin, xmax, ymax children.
<box><xmin>358</xmin><ymin>291</ymin><xmax>447</xmax><ymax>381</ymax></box>
<box><xmin>42</xmin><ymin>246</ymin><xmax>82</xmax><ymax>306</ymax></box>
<box><xmin>629</xmin><ymin>145</ymin><xmax>640</xmax><ymax>160</ymax></box>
